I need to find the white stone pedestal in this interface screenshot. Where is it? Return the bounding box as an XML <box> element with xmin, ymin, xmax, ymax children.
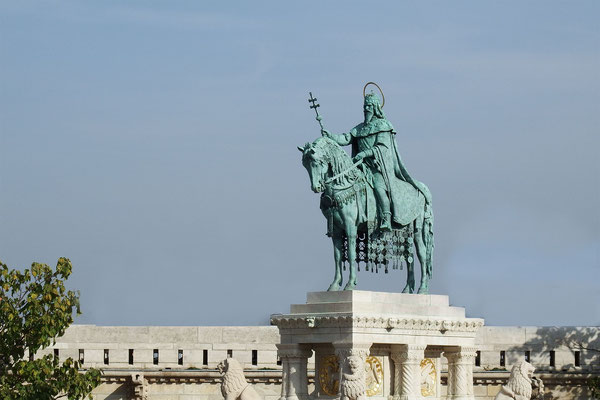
<box><xmin>271</xmin><ymin>291</ymin><xmax>483</xmax><ymax>400</ymax></box>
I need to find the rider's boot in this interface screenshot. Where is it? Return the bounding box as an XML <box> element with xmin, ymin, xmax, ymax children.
<box><xmin>380</xmin><ymin>212</ymin><xmax>392</xmax><ymax>232</ymax></box>
<box><xmin>373</xmin><ymin>174</ymin><xmax>392</xmax><ymax>232</ymax></box>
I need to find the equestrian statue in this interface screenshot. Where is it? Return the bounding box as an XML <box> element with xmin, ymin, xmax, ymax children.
<box><xmin>298</xmin><ymin>83</ymin><xmax>434</xmax><ymax>293</ymax></box>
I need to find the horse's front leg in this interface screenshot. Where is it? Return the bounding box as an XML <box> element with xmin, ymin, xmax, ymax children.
<box><xmin>402</xmin><ymin>258</ymin><xmax>415</xmax><ymax>294</ymax></box>
<box><xmin>344</xmin><ymin>233</ymin><xmax>357</xmax><ymax>290</ymax></box>
<box><xmin>343</xmin><ymin>222</ymin><xmax>358</xmax><ymax>291</ymax></box>
<box><xmin>328</xmin><ymin>235</ymin><xmax>344</xmax><ymax>291</ymax></box>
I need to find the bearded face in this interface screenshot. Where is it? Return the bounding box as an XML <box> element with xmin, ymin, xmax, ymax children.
<box><xmin>363</xmin><ymin>103</ymin><xmax>374</xmax><ymax>124</ymax></box>
<box><xmin>347</xmin><ymin>355</ymin><xmax>362</xmax><ymax>373</ymax></box>
<box><xmin>363</xmin><ymin>93</ymin><xmax>384</xmax><ymax>123</ymax></box>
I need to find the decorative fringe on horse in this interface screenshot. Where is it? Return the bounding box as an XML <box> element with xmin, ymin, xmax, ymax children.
<box><xmin>341</xmin><ymin>226</ymin><xmax>414</xmax><ymax>274</ymax></box>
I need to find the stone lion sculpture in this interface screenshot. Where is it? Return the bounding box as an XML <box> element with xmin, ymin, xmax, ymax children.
<box><xmin>340</xmin><ymin>355</ymin><xmax>367</xmax><ymax>400</ymax></box>
<box><xmin>217</xmin><ymin>358</ymin><xmax>262</xmax><ymax>400</ymax></box>
<box><xmin>494</xmin><ymin>360</ymin><xmax>543</xmax><ymax>400</ymax></box>
<box><xmin>131</xmin><ymin>373</ymin><xmax>147</xmax><ymax>400</ymax></box>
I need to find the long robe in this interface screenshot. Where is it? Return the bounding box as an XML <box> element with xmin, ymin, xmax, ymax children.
<box><xmin>345</xmin><ymin>118</ymin><xmax>431</xmax><ymax>225</ymax></box>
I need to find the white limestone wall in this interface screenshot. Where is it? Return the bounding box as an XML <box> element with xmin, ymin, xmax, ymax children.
<box><xmin>474</xmin><ymin>326</ymin><xmax>599</xmax><ymax>372</ymax></box>
<box><xmin>46</xmin><ymin>325</ymin><xmax>598</xmax><ymax>373</ymax></box>
<box><xmin>46</xmin><ymin>325</ymin><xmax>281</xmax><ymax>369</ymax></box>
<box><xmin>40</xmin><ymin>325</ymin><xmax>599</xmax><ymax>400</ymax></box>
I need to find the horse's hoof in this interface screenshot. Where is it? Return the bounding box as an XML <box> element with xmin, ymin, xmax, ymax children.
<box><xmin>343</xmin><ymin>281</ymin><xmax>356</xmax><ymax>291</ymax></box>
<box><xmin>402</xmin><ymin>285</ymin><xmax>413</xmax><ymax>294</ymax></box>
<box><xmin>327</xmin><ymin>284</ymin><xmax>341</xmax><ymax>292</ymax></box>
<box><xmin>417</xmin><ymin>285</ymin><xmax>429</xmax><ymax>294</ymax></box>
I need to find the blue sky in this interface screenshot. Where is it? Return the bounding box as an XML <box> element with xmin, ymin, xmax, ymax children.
<box><xmin>1</xmin><ymin>1</ymin><xmax>598</xmax><ymax>326</ymax></box>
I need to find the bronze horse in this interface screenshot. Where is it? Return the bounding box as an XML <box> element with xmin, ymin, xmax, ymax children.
<box><xmin>299</xmin><ymin>136</ymin><xmax>433</xmax><ymax>293</ymax></box>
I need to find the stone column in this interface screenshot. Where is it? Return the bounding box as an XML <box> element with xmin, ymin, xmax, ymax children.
<box><xmin>277</xmin><ymin>344</ymin><xmax>313</xmax><ymax>400</ymax></box>
<box><xmin>391</xmin><ymin>344</ymin><xmax>426</xmax><ymax>400</ymax></box>
<box><xmin>443</xmin><ymin>347</ymin><xmax>476</xmax><ymax>400</ymax></box>
<box><xmin>334</xmin><ymin>343</ymin><xmax>371</xmax><ymax>400</ymax></box>
<box><xmin>279</xmin><ymin>356</ymin><xmax>289</xmax><ymax>400</ymax></box>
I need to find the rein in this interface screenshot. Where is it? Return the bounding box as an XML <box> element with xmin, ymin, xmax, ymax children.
<box><xmin>324</xmin><ymin>159</ymin><xmax>363</xmax><ymax>184</ymax></box>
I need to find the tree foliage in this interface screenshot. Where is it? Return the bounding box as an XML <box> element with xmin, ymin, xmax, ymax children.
<box><xmin>0</xmin><ymin>258</ymin><xmax>101</xmax><ymax>399</ymax></box>
<box><xmin>590</xmin><ymin>376</ymin><xmax>600</xmax><ymax>400</ymax></box>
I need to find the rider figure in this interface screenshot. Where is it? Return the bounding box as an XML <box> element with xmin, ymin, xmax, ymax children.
<box><xmin>323</xmin><ymin>93</ymin><xmax>430</xmax><ymax>231</ymax></box>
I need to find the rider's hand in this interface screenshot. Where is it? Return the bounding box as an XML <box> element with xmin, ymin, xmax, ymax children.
<box><xmin>353</xmin><ymin>152</ymin><xmax>365</xmax><ymax>162</ymax></box>
<box><xmin>321</xmin><ymin>129</ymin><xmax>332</xmax><ymax>137</ymax></box>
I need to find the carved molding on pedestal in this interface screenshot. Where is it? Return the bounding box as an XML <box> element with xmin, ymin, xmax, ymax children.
<box><xmin>277</xmin><ymin>344</ymin><xmax>313</xmax><ymax>359</ymax></box>
<box><xmin>272</xmin><ymin>315</ymin><xmax>483</xmax><ymax>333</ymax></box>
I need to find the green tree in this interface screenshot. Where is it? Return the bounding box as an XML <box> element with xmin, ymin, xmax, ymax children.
<box><xmin>590</xmin><ymin>376</ymin><xmax>600</xmax><ymax>400</ymax></box>
<box><xmin>0</xmin><ymin>258</ymin><xmax>101</xmax><ymax>399</ymax></box>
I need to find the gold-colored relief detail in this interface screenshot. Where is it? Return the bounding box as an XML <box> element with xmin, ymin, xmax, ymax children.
<box><xmin>318</xmin><ymin>355</ymin><xmax>384</xmax><ymax>397</ymax></box>
<box><xmin>420</xmin><ymin>358</ymin><xmax>436</xmax><ymax>397</ymax></box>
<box><xmin>319</xmin><ymin>355</ymin><xmax>340</xmax><ymax>396</ymax></box>
<box><xmin>365</xmin><ymin>356</ymin><xmax>383</xmax><ymax>396</ymax></box>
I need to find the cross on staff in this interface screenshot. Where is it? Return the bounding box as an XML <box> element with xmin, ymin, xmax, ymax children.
<box><xmin>308</xmin><ymin>92</ymin><xmax>326</xmax><ymax>134</ymax></box>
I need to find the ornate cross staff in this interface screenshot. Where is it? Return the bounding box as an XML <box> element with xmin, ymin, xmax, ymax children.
<box><xmin>308</xmin><ymin>92</ymin><xmax>326</xmax><ymax>135</ymax></box>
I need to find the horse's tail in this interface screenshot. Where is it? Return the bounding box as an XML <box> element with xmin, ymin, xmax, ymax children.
<box><xmin>423</xmin><ymin>201</ymin><xmax>434</xmax><ymax>279</ymax></box>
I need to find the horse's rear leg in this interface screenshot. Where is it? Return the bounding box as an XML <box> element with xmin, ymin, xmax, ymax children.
<box><xmin>414</xmin><ymin>215</ymin><xmax>429</xmax><ymax>294</ymax></box>
<box><xmin>402</xmin><ymin>259</ymin><xmax>415</xmax><ymax>293</ymax></box>
<box><xmin>328</xmin><ymin>235</ymin><xmax>344</xmax><ymax>291</ymax></box>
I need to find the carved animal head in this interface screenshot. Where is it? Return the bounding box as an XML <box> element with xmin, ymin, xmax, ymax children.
<box><xmin>346</xmin><ymin>355</ymin><xmax>362</xmax><ymax>374</ymax></box>
<box><xmin>217</xmin><ymin>359</ymin><xmax>226</xmax><ymax>374</ymax></box>
<box><xmin>218</xmin><ymin>357</ymin><xmax>244</xmax><ymax>374</ymax></box>
<box><xmin>506</xmin><ymin>360</ymin><xmax>535</xmax><ymax>398</ymax></box>
<box><xmin>219</xmin><ymin>358</ymin><xmax>248</xmax><ymax>397</ymax></box>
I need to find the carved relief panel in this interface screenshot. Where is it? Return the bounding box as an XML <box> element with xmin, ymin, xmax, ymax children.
<box><xmin>420</xmin><ymin>358</ymin><xmax>437</xmax><ymax>397</ymax></box>
<box><xmin>318</xmin><ymin>355</ymin><xmax>384</xmax><ymax>397</ymax></box>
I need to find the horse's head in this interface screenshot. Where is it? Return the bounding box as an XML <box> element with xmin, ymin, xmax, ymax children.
<box><xmin>298</xmin><ymin>137</ymin><xmax>331</xmax><ymax>193</ymax></box>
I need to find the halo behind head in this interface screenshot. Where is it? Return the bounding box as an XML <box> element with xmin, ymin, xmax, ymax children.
<box><xmin>363</xmin><ymin>82</ymin><xmax>385</xmax><ymax>108</ymax></box>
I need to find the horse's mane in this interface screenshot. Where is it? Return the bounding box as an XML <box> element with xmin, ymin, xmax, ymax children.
<box><xmin>316</xmin><ymin>137</ymin><xmax>360</xmax><ymax>184</ymax></box>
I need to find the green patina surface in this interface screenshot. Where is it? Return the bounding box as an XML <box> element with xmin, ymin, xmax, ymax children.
<box><xmin>300</xmin><ymin>85</ymin><xmax>434</xmax><ymax>293</ymax></box>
